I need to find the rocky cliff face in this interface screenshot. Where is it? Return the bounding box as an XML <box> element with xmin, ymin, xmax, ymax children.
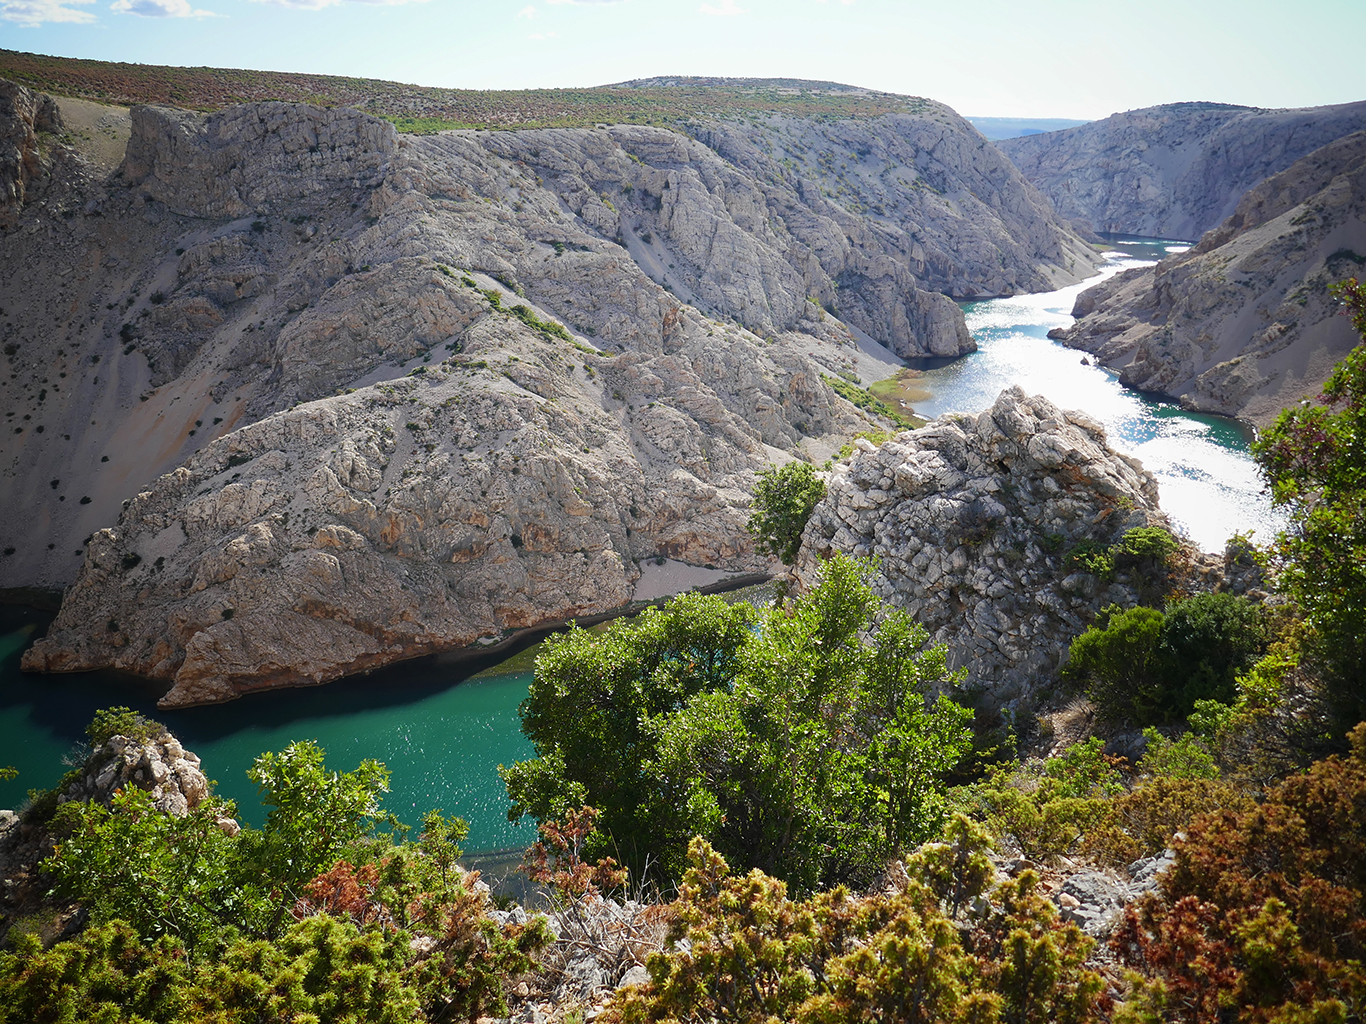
<box><xmin>798</xmin><ymin>387</ymin><xmax>1254</xmax><ymax>702</ymax></box>
<box><xmin>3</xmin><ymin>79</ymin><xmax>1100</xmax><ymax>703</ymax></box>
<box><xmin>1047</xmin><ymin>131</ymin><xmax>1366</xmax><ymax>424</ymax></box>
<box><xmin>999</xmin><ymin>100</ymin><xmax>1366</xmax><ymax>239</ymax></box>
<box><xmin>0</xmin><ymin>79</ymin><xmax>62</xmax><ymax>231</ymax></box>
<box><xmin>1</xmin><ymin>82</ymin><xmax>1099</xmax><ymax>598</ymax></box>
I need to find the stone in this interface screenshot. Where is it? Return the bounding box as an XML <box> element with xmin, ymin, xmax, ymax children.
<box><xmin>617</xmin><ymin>965</ymin><xmax>651</xmax><ymax>990</ymax></box>
<box><xmin>799</xmin><ymin>386</ymin><xmax>1247</xmax><ymax>705</ymax></box>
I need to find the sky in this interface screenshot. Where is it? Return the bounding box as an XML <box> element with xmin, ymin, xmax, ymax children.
<box><xmin>1</xmin><ymin>0</ymin><xmax>1362</xmax><ymax>121</ymax></box>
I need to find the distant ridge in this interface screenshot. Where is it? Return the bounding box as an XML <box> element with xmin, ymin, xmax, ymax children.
<box><xmin>999</xmin><ymin>97</ymin><xmax>1366</xmax><ymax>237</ymax></box>
<box><xmin>611</xmin><ymin>76</ymin><xmax>879</xmax><ymax>94</ymax></box>
<box><xmin>0</xmin><ymin>50</ymin><xmax>932</xmax><ymax>132</ymax></box>
<box><xmin>966</xmin><ymin>116</ymin><xmax>1092</xmax><ymax>140</ymax></box>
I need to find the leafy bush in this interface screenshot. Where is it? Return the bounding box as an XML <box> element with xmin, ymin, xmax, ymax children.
<box><xmin>1065</xmin><ymin>604</ymin><xmax>1166</xmax><ymax>719</ymax></box>
<box><xmin>29</xmin><ymin>720</ymin><xmax>550</xmax><ymax>1023</ymax></box>
<box><xmin>747</xmin><ymin>460</ymin><xmax>826</xmax><ymax>565</ymax></box>
<box><xmin>1112</xmin><ymin>525</ymin><xmax>1180</xmax><ymax>572</ymax></box>
<box><xmin>1158</xmin><ymin>592</ymin><xmax>1269</xmax><ymax>711</ymax></box>
<box><xmin>823</xmin><ymin>374</ymin><xmax>916</xmax><ymax>428</ymax></box>
<box><xmin>507</xmin><ymin>303</ymin><xmax>573</xmax><ymax>342</ymax></box>
<box><xmin>86</xmin><ymin>705</ymin><xmax>165</xmax><ymax>746</ymax></box>
<box><xmin>504</xmin><ymin>555</ymin><xmax>973</xmax><ymax>890</ymax></box>
<box><xmin>1253</xmin><ymin>279</ymin><xmax>1366</xmax><ymax>732</ymax></box>
<box><xmin>1065</xmin><ymin>539</ymin><xmax>1115</xmax><ymax>577</ymax></box>
<box><xmin>1065</xmin><ymin>594</ymin><xmax>1269</xmax><ymax>724</ymax></box>
<box><xmin>965</xmin><ymin>738</ymin><xmax>1123</xmax><ymax>861</ymax></box>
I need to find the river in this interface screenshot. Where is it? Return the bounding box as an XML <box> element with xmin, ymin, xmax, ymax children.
<box><xmin>0</xmin><ymin>238</ymin><xmax>1284</xmax><ymax>853</ymax></box>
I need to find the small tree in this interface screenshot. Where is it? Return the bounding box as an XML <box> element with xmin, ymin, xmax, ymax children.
<box><xmin>748</xmin><ymin>461</ymin><xmax>826</xmax><ymax>564</ymax></box>
<box><xmin>1252</xmin><ymin>277</ymin><xmax>1366</xmax><ymax>730</ymax></box>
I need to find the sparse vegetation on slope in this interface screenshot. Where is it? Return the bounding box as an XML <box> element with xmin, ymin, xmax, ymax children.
<box><xmin>0</xmin><ymin>49</ymin><xmax>937</xmax><ymax>131</ymax></box>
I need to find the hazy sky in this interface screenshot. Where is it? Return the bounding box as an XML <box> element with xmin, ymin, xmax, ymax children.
<box><xmin>2</xmin><ymin>0</ymin><xmax>1362</xmax><ymax>120</ymax></box>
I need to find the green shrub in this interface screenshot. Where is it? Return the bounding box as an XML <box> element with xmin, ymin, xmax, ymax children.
<box><xmin>1156</xmin><ymin>592</ymin><xmax>1269</xmax><ymax>713</ymax></box>
<box><xmin>747</xmin><ymin>460</ymin><xmax>826</xmax><ymax>565</ymax></box>
<box><xmin>966</xmin><ymin>738</ymin><xmax>1123</xmax><ymax>861</ymax></box>
<box><xmin>1064</xmin><ymin>604</ymin><xmax>1165</xmax><ymax>719</ymax></box>
<box><xmin>1064</xmin><ymin>539</ymin><xmax>1113</xmax><ymax>577</ymax></box>
<box><xmin>86</xmin><ymin>705</ymin><xmax>164</xmax><ymax>746</ymax></box>
<box><xmin>504</xmin><ymin>555</ymin><xmax>972</xmax><ymax>890</ymax></box>
<box><xmin>1112</xmin><ymin>525</ymin><xmax>1180</xmax><ymax>570</ymax></box>
<box><xmin>1253</xmin><ymin>279</ymin><xmax>1366</xmax><ymax>731</ymax></box>
<box><xmin>508</xmin><ymin>303</ymin><xmax>573</xmax><ymax>342</ymax></box>
<box><xmin>1065</xmin><ymin>595</ymin><xmax>1269</xmax><ymax>724</ymax></box>
<box><xmin>602</xmin><ymin>833</ymin><xmax>1104</xmax><ymax>1024</ymax></box>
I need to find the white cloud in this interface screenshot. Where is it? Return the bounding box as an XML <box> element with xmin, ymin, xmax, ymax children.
<box><xmin>249</xmin><ymin>0</ymin><xmax>429</xmax><ymax>9</ymax></box>
<box><xmin>1</xmin><ymin>0</ymin><xmax>95</xmax><ymax>24</ymax></box>
<box><xmin>111</xmin><ymin>0</ymin><xmax>217</xmax><ymax>16</ymax></box>
<box><xmin>528</xmin><ymin>30</ymin><xmax>556</xmax><ymax>39</ymax></box>
<box><xmin>699</xmin><ymin>0</ymin><xmax>744</xmax><ymax>13</ymax></box>
<box><xmin>545</xmin><ymin>0</ymin><xmax>629</xmax><ymax>5</ymax></box>
<box><xmin>517</xmin><ymin>3</ymin><xmax>534</xmax><ymax>16</ymax></box>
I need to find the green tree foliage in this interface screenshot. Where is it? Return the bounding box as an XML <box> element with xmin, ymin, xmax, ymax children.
<box><xmin>601</xmin><ymin>830</ymin><xmax>1105</xmax><ymax>1024</ymax></box>
<box><xmin>27</xmin><ymin>717</ymin><xmax>550</xmax><ymax>1024</ymax></box>
<box><xmin>747</xmin><ymin>461</ymin><xmax>827</xmax><ymax>564</ymax></box>
<box><xmin>47</xmin><ymin>786</ymin><xmax>243</xmax><ymax>950</ymax></box>
<box><xmin>1252</xmin><ymin>278</ymin><xmax>1366</xmax><ymax>729</ymax></box>
<box><xmin>504</xmin><ymin>555</ymin><xmax>973</xmax><ymax>889</ymax></box>
<box><xmin>1065</xmin><ymin>594</ymin><xmax>1269</xmax><ymax>723</ymax></box>
<box><xmin>1114</xmin><ymin>722</ymin><xmax>1366</xmax><ymax>1022</ymax></box>
<box><xmin>239</xmin><ymin>740</ymin><xmax>400</xmax><ymax>931</ymax></box>
<box><xmin>86</xmin><ymin>706</ymin><xmax>165</xmax><ymax>746</ymax></box>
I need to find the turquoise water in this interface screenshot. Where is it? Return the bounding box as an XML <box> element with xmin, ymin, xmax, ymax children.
<box><xmin>0</xmin><ymin>605</ymin><xmax>537</xmax><ymax>853</ymax></box>
<box><xmin>915</xmin><ymin>237</ymin><xmax>1284</xmax><ymax>552</ymax></box>
<box><xmin>0</xmin><ymin>237</ymin><xmax>1283</xmax><ymax>845</ymax></box>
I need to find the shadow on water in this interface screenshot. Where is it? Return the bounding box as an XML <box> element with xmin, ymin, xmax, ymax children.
<box><xmin>0</xmin><ymin>603</ymin><xmax>546</xmax><ymax>747</ymax></box>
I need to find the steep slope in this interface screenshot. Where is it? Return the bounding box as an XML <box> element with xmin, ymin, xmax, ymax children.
<box><xmin>999</xmin><ymin>99</ymin><xmax>1366</xmax><ymax>239</ymax></box>
<box><xmin>1048</xmin><ymin>130</ymin><xmax>1366</xmax><ymax>424</ymax></box>
<box><xmin>1</xmin><ymin>79</ymin><xmax>1098</xmax><ymax>594</ymax></box>
<box><xmin>2</xmin><ymin>74</ymin><xmax>1099</xmax><ymax>704</ymax></box>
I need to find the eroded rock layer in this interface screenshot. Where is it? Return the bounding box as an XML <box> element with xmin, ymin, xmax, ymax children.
<box><xmin>1048</xmin><ymin>131</ymin><xmax>1366</xmax><ymax>424</ymax></box>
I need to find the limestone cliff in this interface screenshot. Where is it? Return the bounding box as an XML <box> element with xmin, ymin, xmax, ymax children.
<box><xmin>999</xmin><ymin>100</ymin><xmax>1366</xmax><ymax>239</ymax></box>
<box><xmin>1048</xmin><ymin>131</ymin><xmax>1366</xmax><ymax>424</ymax></box>
<box><xmin>0</xmin><ymin>78</ymin><xmax>62</xmax><ymax>231</ymax></box>
<box><xmin>798</xmin><ymin>387</ymin><xmax>1254</xmax><ymax>701</ymax></box>
<box><xmin>1</xmin><ymin>80</ymin><xmax>1099</xmax><ymax>598</ymax></box>
<box><xmin>2</xmin><ymin>76</ymin><xmax>1105</xmax><ymax>702</ymax></box>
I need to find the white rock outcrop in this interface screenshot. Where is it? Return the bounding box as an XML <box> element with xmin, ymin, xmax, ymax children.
<box><xmin>800</xmin><ymin>387</ymin><xmax>1178</xmax><ymax>700</ymax></box>
<box><xmin>58</xmin><ymin>730</ymin><xmax>210</xmax><ymax>817</ymax></box>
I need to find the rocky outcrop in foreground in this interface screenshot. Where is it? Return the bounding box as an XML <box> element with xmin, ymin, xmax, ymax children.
<box><xmin>999</xmin><ymin>99</ymin><xmax>1366</xmax><ymax>239</ymax></box>
<box><xmin>799</xmin><ymin>387</ymin><xmax>1252</xmax><ymax>702</ymax></box>
<box><xmin>1048</xmin><ymin>130</ymin><xmax>1366</xmax><ymax>424</ymax></box>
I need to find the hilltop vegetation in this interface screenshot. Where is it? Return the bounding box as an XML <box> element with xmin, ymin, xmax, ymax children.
<box><xmin>0</xmin><ymin>49</ymin><xmax>938</xmax><ymax>131</ymax></box>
